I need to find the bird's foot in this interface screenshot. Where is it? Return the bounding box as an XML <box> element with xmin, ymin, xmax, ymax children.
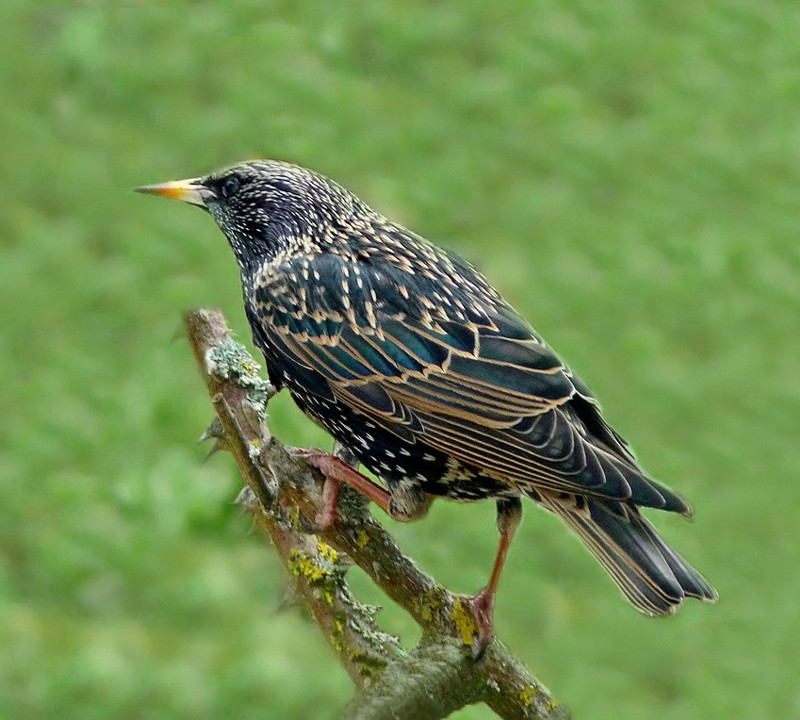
<box><xmin>286</xmin><ymin>448</ymin><xmax>336</xmax><ymax>528</ymax></box>
<box><xmin>317</xmin><ymin>471</ymin><xmax>340</xmax><ymax>530</ymax></box>
<box><xmin>293</xmin><ymin>448</ymin><xmax>391</xmax><ymax>528</ymax></box>
<box><xmin>467</xmin><ymin>586</ymin><xmax>496</xmax><ymax>661</ymax></box>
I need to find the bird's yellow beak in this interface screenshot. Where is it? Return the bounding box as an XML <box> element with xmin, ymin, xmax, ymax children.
<box><xmin>134</xmin><ymin>177</ymin><xmax>208</xmax><ymax>207</ymax></box>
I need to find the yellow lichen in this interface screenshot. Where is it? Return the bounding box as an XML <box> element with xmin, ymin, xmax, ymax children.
<box><xmin>545</xmin><ymin>698</ymin><xmax>559</xmax><ymax>712</ymax></box>
<box><xmin>416</xmin><ymin>588</ymin><xmax>445</xmax><ymax>623</ymax></box>
<box><xmin>288</xmin><ymin>549</ymin><xmax>330</xmax><ymax>583</ymax></box>
<box><xmin>317</xmin><ymin>538</ymin><xmax>339</xmax><ymax>563</ymax></box>
<box><xmin>330</xmin><ymin>615</ymin><xmax>346</xmax><ymax>652</ymax></box>
<box><xmin>419</xmin><ymin>602</ymin><xmax>432</xmax><ymax>622</ymax></box>
<box><xmin>356</xmin><ymin>528</ymin><xmax>369</xmax><ymax>549</ymax></box>
<box><xmin>347</xmin><ymin>649</ymin><xmax>382</xmax><ymax>678</ymax></box>
<box><xmin>519</xmin><ymin>685</ymin><xmax>538</xmax><ymax>707</ymax></box>
<box><xmin>450</xmin><ymin>598</ymin><xmax>478</xmax><ymax>646</ymax></box>
<box><xmin>287</xmin><ymin>507</ymin><xmax>303</xmax><ymax>530</ymax></box>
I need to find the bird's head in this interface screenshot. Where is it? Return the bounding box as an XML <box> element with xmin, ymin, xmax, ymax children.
<box><xmin>135</xmin><ymin>160</ymin><xmax>363</xmax><ymax>272</ymax></box>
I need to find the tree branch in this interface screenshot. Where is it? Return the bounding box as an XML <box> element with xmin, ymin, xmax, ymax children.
<box><xmin>183</xmin><ymin>308</ymin><xmax>568</xmax><ymax>719</ymax></box>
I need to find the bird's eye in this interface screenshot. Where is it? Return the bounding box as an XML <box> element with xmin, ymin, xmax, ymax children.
<box><xmin>220</xmin><ymin>176</ymin><xmax>240</xmax><ymax>199</ymax></box>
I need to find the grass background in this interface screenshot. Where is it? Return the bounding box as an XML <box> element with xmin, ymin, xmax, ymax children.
<box><xmin>1</xmin><ymin>1</ymin><xmax>798</xmax><ymax>718</ymax></box>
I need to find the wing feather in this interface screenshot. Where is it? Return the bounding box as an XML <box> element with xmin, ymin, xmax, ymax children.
<box><xmin>253</xmin><ymin>251</ymin><xmax>689</xmax><ymax>511</ymax></box>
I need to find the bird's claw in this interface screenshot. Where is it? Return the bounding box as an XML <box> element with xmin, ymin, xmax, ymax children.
<box><xmin>289</xmin><ymin>448</ymin><xmax>338</xmax><ymax>477</ymax></box>
<box><xmin>315</xmin><ymin>501</ymin><xmax>338</xmax><ymax>531</ymax></box>
<box><xmin>285</xmin><ymin>446</ymin><xmax>323</xmax><ymax>459</ymax></box>
<box><xmin>467</xmin><ymin>587</ymin><xmax>496</xmax><ymax>661</ymax></box>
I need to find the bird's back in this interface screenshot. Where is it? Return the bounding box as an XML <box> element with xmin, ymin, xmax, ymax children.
<box><xmin>248</xmin><ymin>216</ymin><xmax>688</xmax><ymax>515</ymax></box>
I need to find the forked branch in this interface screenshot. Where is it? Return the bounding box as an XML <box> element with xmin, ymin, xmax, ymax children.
<box><xmin>183</xmin><ymin>308</ymin><xmax>568</xmax><ymax>720</ymax></box>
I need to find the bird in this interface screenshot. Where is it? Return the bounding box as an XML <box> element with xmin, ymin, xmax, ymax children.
<box><xmin>136</xmin><ymin>160</ymin><xmax>717</xmax><ymax>657</ymax></box>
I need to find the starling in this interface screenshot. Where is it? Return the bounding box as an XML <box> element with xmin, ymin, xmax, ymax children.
<box><xmin>136</xmin><ymin>160</ymin><xmax>717</xmax><ymax>656</ymax></box>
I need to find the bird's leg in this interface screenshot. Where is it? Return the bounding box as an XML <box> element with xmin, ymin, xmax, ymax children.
<box><xmin>316</xmin><ymin>442</ymin><xmax>358</xmax><ymax>528</ymax></box>
<box><xmin>317</xmin><ymin>470</ymin><xmax>341</xmax><ymax>530</ymax></box>
<box><xmin>296</xmin><ymin>447</ymin><xmax>391</xmax><ymax>529</ymax></box>
<box><xmin>469</xmin><ymin>497</ymin><xmax>523</xmax><ymax>660</ymax></box>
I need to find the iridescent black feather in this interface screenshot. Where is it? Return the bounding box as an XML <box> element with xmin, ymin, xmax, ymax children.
<box><xmin>141</xmin><ymin>160</ymin><xmax>717</xmax><ymax>615</ymax></box>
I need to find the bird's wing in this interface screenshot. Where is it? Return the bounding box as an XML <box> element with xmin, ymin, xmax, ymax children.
<box><xmin>253</xmin><ymin>251</ymin><xmax>687</xmax><ymax>511</ymax></box>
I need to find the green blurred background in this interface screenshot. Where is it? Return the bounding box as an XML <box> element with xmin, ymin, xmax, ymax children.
<box><xmin>1</xmin><ymin>1</ymin><xmax>798</xmax><ymax>718</ymax></box>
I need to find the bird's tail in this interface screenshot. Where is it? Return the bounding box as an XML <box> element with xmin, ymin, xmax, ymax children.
<box><xmin>533</xmin><ymin>491</ymin><xmax>718</xmax><ymax>614</ymax></box>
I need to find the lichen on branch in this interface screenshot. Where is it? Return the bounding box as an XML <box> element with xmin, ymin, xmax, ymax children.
<box><xmin>183</xmin><ymin>308</ymin><xmax>568</xmax><ymax>720</ymax></box>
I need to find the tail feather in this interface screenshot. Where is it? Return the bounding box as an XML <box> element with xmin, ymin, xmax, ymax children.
<box><xmin>634</xmin><ymin>515</ymin><xmax>718</xmax><ymax>601</ymax></box>
<box><xmin>534</xmin><ymin>491</ymin><xmax>717</xmax><ymax>614</ymax></box>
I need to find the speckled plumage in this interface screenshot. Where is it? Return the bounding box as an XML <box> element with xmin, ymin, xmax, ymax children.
<box><xmin>137</xmin><ymin>160</ymin><xmax>717</xmax><ymax>622</ymax></box>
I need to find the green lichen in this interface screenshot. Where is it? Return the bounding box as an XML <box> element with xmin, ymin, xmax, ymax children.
<box><xmin>205</xmin><ymin>339</ymin><xmax>273</xmax><ymax>420</ymax></box>
<box><xmin>353</xmin><ymin>620</ymin><xmax>398</xmax><ymax>654</ymax></box>
<box><xmin>348</xmin><ymin>649</ymin><xmax>387</xmax><ymax>678</ymax></box>
<box><xmin>337</xmin><ymin>584</ymin><xmax>399</xmax><ymax>655</ymax></box>
<box><xmin>289</xmin><ymin>537</ymin><xmax>399</xmax><ymax>663</ymax></box>
<box><xmin>450</xmin><ymin>598</ymin><xmax>478</xmax><ymax>646</ymax></box>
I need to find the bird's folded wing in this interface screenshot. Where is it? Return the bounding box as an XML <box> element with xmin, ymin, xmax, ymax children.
<box><xmin>253</xmin><ymin>253</ymin><xmax>682</xmax><ymax>509</ymax></box>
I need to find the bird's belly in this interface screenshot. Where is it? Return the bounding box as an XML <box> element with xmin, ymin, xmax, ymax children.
<box><xmin>288</xmin><ymin>385</ymin><xmax>517</xmax><ymax>502</ymax></box>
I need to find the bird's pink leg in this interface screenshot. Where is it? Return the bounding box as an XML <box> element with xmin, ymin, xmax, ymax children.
<box><xmin>298</xmin><ymin>448</ymin><xmax>391</xmax><ymax>528</ymax></box>
<box><xmin>469</xmin><ymin>497</ymin><xmax>522</xmax><ymax>660</ymax></box>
